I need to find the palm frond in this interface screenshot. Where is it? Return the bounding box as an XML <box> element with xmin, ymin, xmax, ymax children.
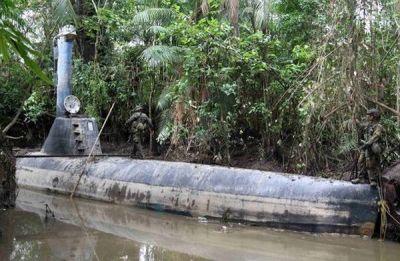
<box><xmin>156</xmin><ymin>118</ymin><xmax>173</xmax><ymax>144</ymax></box>
<box><xmin>0</xmin><ymin>20</ymin><xmax>51</xmax><ymax>84</ymax></box>
<box><xmin>132</xmin><ymin>8</ymin><xmax>174</xmax><ymax>26</ymax></box>
<box><xmin>136</xmin><ymin>0</ymin><xmax>160</xmax><ymax>8</ymax></box>
<box><xmin>254</xmin><ymin>0</ymin><xmax>271</xmax><ymax>32</ymax></box>
<box><xmin>140</xmin><ymin>45</ymin><xmax>182</xmax><ymax>67</ymax></box>
<box><xmin>147</xmin><ymin>25</ymin><xmax>167</xmax><ymax>35</ymax></box>
<box><xmin>157</xmin><ymin>84</ymin><xmax>174</xmax><ymax>110</ymax></box>
<box><xmin>247</xmin><ymin>0</ymin><xmax>271</xmax><ymax>32</ymax></box>
<box><xmin>242</xmin><ymin>6</ymin><xmax>254</xmax><ymax>15</ymax></box>
<box><xmin>0</xmin><ymin>0</ymin><xmax>16</xmax><ymax>14</ymax></box>
<box><xmin>156</xmin><ymin>103</ymin><xmax>176</xmax><ymax>145</ymax></box>
<box><xmin>52</xmin><ymin>0</ymin><xmax>77</xmax><ymax>25</ymax></box>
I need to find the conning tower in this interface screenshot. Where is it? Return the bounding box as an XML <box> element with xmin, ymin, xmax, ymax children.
<box><xmin>42</xmin><ymin>25</ymin><xmax>102</xmax><ymax>155</ymax></box>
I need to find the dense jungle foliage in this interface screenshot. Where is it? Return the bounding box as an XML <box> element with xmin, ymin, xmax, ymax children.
<box><xmin>1</xmin><ymin>0</ymin><xmax>400</xmax><ymax>174</ymax></box>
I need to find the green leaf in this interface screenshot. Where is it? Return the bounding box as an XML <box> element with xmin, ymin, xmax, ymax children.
<box><xmin>23</xmin><ymin>57</ymin><xmax>52</xmax><ymax>85</ymax></box>
<box><xmin>52</xmin><ymin>0</ymin><xmax>78</xmax><ymax>25</ymax></box>
<box><xmin>132</xmin><ymin>8</ymin><xmax>174</xmax><ymax>26</ymax></box>
<box><xmin>0</xmin><ymin>30</ymin><xmax>10</xmax><ymax>62</ymax></box>
<box><xmin>140</xmin><ymin>45</ymin><xmax>182</xmax><ymax>67</ymax></box>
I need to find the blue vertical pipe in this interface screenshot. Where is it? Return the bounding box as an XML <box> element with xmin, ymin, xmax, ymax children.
<box><xmin>53</xmin><ymin>38</ymin><xmax>58</xmax><ymax>89</ymax></box>
<box><xmin>56</xmin><ymin>35</ymin><xmax>74</xmax><ymax>116</ymax></box>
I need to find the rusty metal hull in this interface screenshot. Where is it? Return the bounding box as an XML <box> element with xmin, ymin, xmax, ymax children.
<box><xmin>16</xmin><ymin>156</ymin><xmax>378</xmax><ymax>235</ymax></box>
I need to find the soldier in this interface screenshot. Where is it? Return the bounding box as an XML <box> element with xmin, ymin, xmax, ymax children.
<box><xmin>125</xmin><ymin>105</ymin><xmax>154</xmax><ymax>159</ymax></box>
<box><xmin>352</xmin><ymin>109</ymin><xmax>385</xmax><ymax>187</ymax></box>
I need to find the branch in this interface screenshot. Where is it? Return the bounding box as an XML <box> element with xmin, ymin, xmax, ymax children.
<box><xmin>365</xmin><ymin>96</ymin><xmax>400</xmax><ymax>117</ymax></box>
<box><xmin>2</xmin><ymin>108</ymin><xmax>22</xmax><ymax>134</ymax></box>
<box><xmin>43</xmin><ymin>111</ymin><xmax>56</xmax><ymax>118</ymax></box>
<box><xmin>5</xmin><ymin>135</ymin><xmax>24</xmax><ymax>140</ymax></box>
<box><xmin>322</xmin><ymin>104</ymin><xmax>346</xmax><ymax>121</ymax></box>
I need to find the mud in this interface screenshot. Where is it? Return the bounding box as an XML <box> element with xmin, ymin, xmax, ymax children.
<box><xmin>0</xmin><ymin>189</ymin><xmax>399</xmax><ymax>261</ymax></box>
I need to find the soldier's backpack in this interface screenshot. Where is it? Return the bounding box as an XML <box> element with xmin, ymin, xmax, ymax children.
<box><xmin>136</xmin><ymin>122</ymin><xmax>145</xmax><ymax>131</ymax></box>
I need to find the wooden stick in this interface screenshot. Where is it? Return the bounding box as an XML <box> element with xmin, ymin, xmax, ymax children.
<box><xmin>2</xmin><ymin>108</ymin><xmax>22</xmax><ymax>134</ymax></box>
<box><xmin>70</xmin><ymin>199</ymin><xmax>101</xmax><ymax>261</ymax></box>
<box><xmin>88</xmin><ymin>102</ymin><xmax>115</xmax><ymax>160</ymax></box>
<box><xmin>5</xmin><ymin>135</ymin><xmax>24</xmax><ymax>140</ymax></box>
<box><xmin>365</xmin><ymin>96</ymin><xmax>400</xmax><ymax>117</ymax></box>
<box><xmin>322</xmin><ymin>104</ymin><xmax>346</xmax><ymax>120</ymax></box>
<box><xmin>70</xmin><ymin>102</ymin><xmax>115</xmax><ymax>199</ymax></box>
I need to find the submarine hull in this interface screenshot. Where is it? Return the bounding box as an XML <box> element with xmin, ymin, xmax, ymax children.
<box><xmin>16</xmin><ymin>156</ymin><xmax>378</xmax><ymax>235</ymax></box>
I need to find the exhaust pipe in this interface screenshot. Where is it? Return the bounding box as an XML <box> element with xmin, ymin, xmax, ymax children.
<box><xmin>41</xmin><ymin>25</ymin><xmax>101</xmax><ymax>155</ymax></box>
<box><xmin>54</xmin><ymin>25</ymin><xmax>77</xmax><ymax>117</ymax></box>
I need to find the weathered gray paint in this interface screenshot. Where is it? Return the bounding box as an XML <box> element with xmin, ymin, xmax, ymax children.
<box><xmin>16</xmin><ymin>156</ymin><xmax>378</xmax><ymax>235</ymax></box>
<box><xmin>41</xmin><ymin>117</ymin><xmax>102</xmax><ymax>155</ymax></box>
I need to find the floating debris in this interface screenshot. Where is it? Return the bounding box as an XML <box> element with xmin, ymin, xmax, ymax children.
<box><xmin>44</xmin><ymin>203</ymin><xmax>55</xmax><ymax>222</ymax></box>
<box><xmin>198</xmin><ymin>217</ymin><xmax>208</xmax><ymax>223</ymax></box>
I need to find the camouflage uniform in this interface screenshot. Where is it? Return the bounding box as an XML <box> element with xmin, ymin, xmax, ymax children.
<box><xmin>353</xmin><ymin>109</ymin><xmax>385</xmax><ymax>187</ymax></box>
<box><xmin>126</xmin><ymin>107</ymin><xmax>153</xmax><ymax>159</ymax></box>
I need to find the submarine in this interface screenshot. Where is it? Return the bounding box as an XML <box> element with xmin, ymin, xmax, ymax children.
<box><xmin>16</xmin><ymin>25</ymin><xmax>379</xmax><ymax>237</ymax></box>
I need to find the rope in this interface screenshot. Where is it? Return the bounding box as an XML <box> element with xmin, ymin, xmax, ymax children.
<box><xmin>376</xmin><ymin>171</ymin><xmax>400</xmax><ymax>240</ymax></box>
<box><xmin>377</xmin><ymin>173</ymin><xmax>387</xmax><ymax>240</ymax></box>
<box><xmin>387</xmin><ymin>208</ymin><xmax>400</xmax><ymax>226</ymax></box>
<box><xmin>70</xmin><ymin>102</ymin><xmax>115</xmax><ymax>199</ymax></box>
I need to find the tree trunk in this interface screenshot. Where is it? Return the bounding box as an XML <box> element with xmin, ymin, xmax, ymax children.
<box><xmin>397</xmin><ymin>62</ymin><xmax>400</xmax><ymax>124</ymax></box>
<box><xmin>0</xmin><ymin>132</ymin><xmax>17</xmax><ymax>208</ymax></box>
<box><xmin>228</xmin><ymin>0</ymin><xmax>239</xmax><ymax>37</ymax></box>
<box><xmin>346</xmin><ymin>0</ymin><xmax>361</xmax><ymax>117</ymax></box>
<box><xmin>149</xmin><ymin>72</ymin><xmax>156</xmax><ymax>155</ymax></box>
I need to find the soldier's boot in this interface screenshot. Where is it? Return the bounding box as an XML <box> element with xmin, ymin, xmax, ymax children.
<box><xmin>368</xmin><ymin>168</ymin><xmax>381</xmax><ymax>188</ymax></box>
<box><xmin>351</xmin><ymin>171</ymin><xmax>368</xmax><ymax>184</ymax></box>
<box><xmin>351</xmin><ymin>177</ymin><xmax>368</xmax><ymax>184</ymax></box>
<box><xmin>352</xmin><ymin>153</ymin><xmax>368</xmax><ymax>184</ymax></box>
<box><xmin>366</xmin><ymin>157</ymin><xmax>380</xmax><ymax>188</ymax></box>
<box><xmin>367</xmin><ymin>170</ymin><xmax>378</xmax><ymax>187</ymax></box>
<box><xmin>369</xmin><ymin>180</ymin><xmax>377</xmax><ymax>187</ymax></box>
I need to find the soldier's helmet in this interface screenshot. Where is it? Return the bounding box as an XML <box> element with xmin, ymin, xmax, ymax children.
<box><xmin>133</xmin><ymin>105</ymin><xmax>143</xmax><ymax>112</ymax></box>
<box><xmin>366</xmin><ymin>108</ymin><xmax>380</xmax><ymax>120</ymax></box>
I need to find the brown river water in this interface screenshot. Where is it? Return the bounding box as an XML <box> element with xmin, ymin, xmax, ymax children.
<box><xmin>0</xmin><ymin>189</ymin><xmax>399</xmax><ymax>261</ymax></box>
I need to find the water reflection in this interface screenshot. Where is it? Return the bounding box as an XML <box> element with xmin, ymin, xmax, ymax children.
<box><xmin>139</xmin><ymin>244</ymin><xmax>154</xmax><ymax>261</ymax></box>
<box><xmin>0</xmin><ymin>205</ymin><xmax>208</xmax><ymax>260</ymax></box>
<box><xmin>0</xmin><ymin>189</ymin><xmax>399</xmax><ymax>261</ymax></box>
